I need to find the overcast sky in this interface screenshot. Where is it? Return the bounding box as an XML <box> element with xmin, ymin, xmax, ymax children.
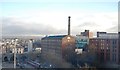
<box><xmin>1</xmin><ymin>0</ymin><xmax>119</xmax><ymax>36</ymax></box>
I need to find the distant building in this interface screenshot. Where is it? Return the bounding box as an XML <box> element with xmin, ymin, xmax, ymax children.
<box><xmin>75</xmin><ymin>35</ymin><xmax>89</xmax><ymax>54</ymax></box>
<box><xmin>81</xmin><ymin>30</ymin><xmax>93</xmax><ymax>38</ymax></box>
<box><xmin>97</xmin><ymin>32</ymin><xmax>106</xmax><ymax>37</ymax></box>
<box><xmin>35</xmin><ymin>48</ymin><xmax>41</xmax><ymax>53</ymax></box>
<box><xmin>89</xmin><ymin>32</ymin><xmax>119</xmax><ymax>64</ymax></box>
<box><xmin>28</xmin><ymin>39</ymin><xmax>33</xmax><ymax>52</ymax></box>
<box><xmin>12</xmin><ymin>46</ymin><xmax>24</xmax><ymax>54</ymax></box>
<box><xmin>2</xmin><ymin>44</ymin><xmax>7</xmax><ymax>54</ymax></box>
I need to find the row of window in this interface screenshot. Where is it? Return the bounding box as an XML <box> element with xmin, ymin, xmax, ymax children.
<box><xmin>112</xmin><ymin>49</ymin><xmax>117</xmax><ymax>52</ymax></box>
<box><xmin>99</xmin><ymin>52</ymin><xmax>118</xmax><ymax>62</ymax></box>
<box><xmin>41</xmin><ymin>39</ymin><xmax>62</xmax><ymax>42</ymax></box>
<box><xmin>41</xmin><ymin>44</ymin><xmax>61</xmax><ymax>48</ymax></box>
<box><xmin>91</xmin><ymin>39</ymin><xmax>118</xmax><ymax>43</ymax></box>
<box><xmin>75</xmin><ymin>39</ymin><xmax>88</xmax><ymax>42</ymax></box>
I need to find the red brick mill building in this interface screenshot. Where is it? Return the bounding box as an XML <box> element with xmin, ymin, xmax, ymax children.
<box><xmin>89</xmin><ymin>32</ymin><xmax>119</xmax><ymax>64</ymax></box>
<box><xmin>41</xmin><ymin>16</ymin><xmax>76</xmax><ymax>66</ymax></box>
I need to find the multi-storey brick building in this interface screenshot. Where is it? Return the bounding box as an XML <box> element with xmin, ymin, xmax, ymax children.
<box><xmin>81</xmin><ymin>30</ymin><xmax>93</xmax><ymax>38</ymax></box>
<box><xmin>89</xmin><ymin>32</ymin><xmax>119</xmax><ymax>64</ymax></box>
<box><xmin>41</xmin><ymin>35</ymin><xmax>75</xmax><ymax>61</ymax></box>
<box><xmin>41</xmin><ymin>16</ymin><xmax>76</xmax><ymax>63</ymax></box>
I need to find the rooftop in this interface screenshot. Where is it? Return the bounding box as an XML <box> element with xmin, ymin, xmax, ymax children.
<box><xmin>98</xmin><ymin>33</ymin><xmax>118</xmax><ymax>39</ymax></box>
<box><xmin>41</xmin><ymin>35</ymin><xmax>67</xmax><ymax>40</ymax></box>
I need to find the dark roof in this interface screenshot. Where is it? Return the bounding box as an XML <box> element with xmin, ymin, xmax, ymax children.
<box><xmin>41</xmin><ymin>35</ymin><xmax>67</xmax><ymax>40</ymax></box>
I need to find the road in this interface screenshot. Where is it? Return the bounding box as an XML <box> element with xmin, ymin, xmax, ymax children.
<box><xmin>2</xmin><ymin>62</ymin><xmax>35</xmax><ymax>68</ymax></box>
<box><xmin>22</xmin><ymin>63</ymin><xmax>35</xmax><ymax>68</ymax></box>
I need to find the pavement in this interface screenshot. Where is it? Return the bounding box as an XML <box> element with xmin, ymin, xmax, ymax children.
<box><xmin>2</xmin><ymin>62</ymin><xmax>14</xmax><ymax>68</ymax></box>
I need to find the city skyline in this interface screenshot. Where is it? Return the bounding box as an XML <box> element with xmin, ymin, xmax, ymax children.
<box><xmin>1</xmin><ymin>0</ymin><xmax>118</xmax><ymax>36</ymax></box>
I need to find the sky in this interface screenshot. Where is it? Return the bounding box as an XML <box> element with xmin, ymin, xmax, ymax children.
<box><xmin>0</xmin><ymin>0</ymin><xmax>119</xmax><ymax>36</ymax></box>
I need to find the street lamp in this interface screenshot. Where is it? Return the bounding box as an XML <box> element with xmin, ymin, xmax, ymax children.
<box><xmin>12</xmin><ymin>38</ymin><xmax>18</xmax><ymax>68</ymax></box>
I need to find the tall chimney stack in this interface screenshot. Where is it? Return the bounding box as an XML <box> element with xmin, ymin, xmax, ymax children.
<box><xmin>68</xmin><ymin>16</ymin><xmax>71</xmax><ymax>35</ymax></box>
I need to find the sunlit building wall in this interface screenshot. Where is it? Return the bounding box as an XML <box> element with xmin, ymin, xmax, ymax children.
<box><xmin>62</xmin><ymin>35</ymin><xmax>75</xmax><ymax>61</ymax></box>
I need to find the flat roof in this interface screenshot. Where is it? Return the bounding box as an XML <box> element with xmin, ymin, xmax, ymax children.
<box><xmin>41</xmin><ymin>35</ymin><xmax>67</xmax><ymax>40</ymax></box>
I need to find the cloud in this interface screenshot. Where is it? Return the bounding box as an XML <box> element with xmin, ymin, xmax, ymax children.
<box><xmin>106</xmin><ymin>25</ymin><xmax>118</xmax><ymax>32</ymax></box>
<box><xmin>77</xmin><ymin>22</ymin><xmax>100</xmax><ymax>27</ymax></box>
<box><xmin>1</xmin><ymin>10</ymin><xmax>118</xmax><ymax>36</ymax></box>
<box><xmin>1</xmin><ymin>18</ymin><xmax>67</xmax><ymax>36</ymax></box>
<box><xmin>71</xmin><ymin>22</ymin><xmax>100</xmax><ymax>35</ymax></box>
